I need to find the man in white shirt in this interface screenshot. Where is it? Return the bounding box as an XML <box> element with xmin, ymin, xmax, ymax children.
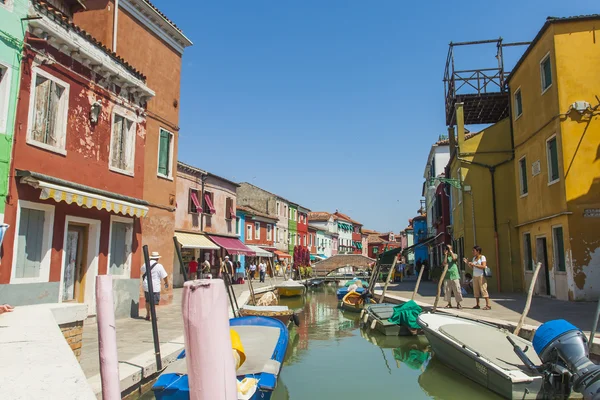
<box><xmin>249</xmin><ymin>262</ymin><xmax>257</xmax><ymax>281</ymax></box>
<box><xmin>259</xmin><ymin>261</ymin><xmax>267</xmax><ymax>282</ymax></box>
<box><xmin>141</xmin><ymin>251</ymin><xmax>169</xmax><ymax>321</ymax></box>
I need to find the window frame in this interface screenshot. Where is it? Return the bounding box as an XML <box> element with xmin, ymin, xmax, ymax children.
<box><xmin>188</xmin><ymin>188</ymin><xmax>200</xmax><ymax>214</ymax></box>
<box><xmin>518</xmin><ymin>155</ymin><xmax>528</xmax><ymax>196</ymax></box>
<box><xmin>514</xmin><ymin>87</ymin><xmax>523</xmax><ymax>119</ymax></box>
<box><xmin>109</xmin><ymin>108</ymin><xmax>137</xmax><ymax>176</ymax></box>
<box><xmin>236</xmin><ymin>217</ymin><xmax>241</xmax><ymax>236</ymax></box>
<box><xmin>202</xmin><ymin>191</ymin><xmax>215</xmax><ymax>214</ymax></box>
<box><xmin>552</xmin><ymin>225</ymin><xmax>566</xmax><ymax>273</ymax></box>
<box><xmin>254</xmin><ymin>222</ymin><xmax>260</xmax><ymax>239</ymax></box>
<box><xmin>107</xmin><ymin>215</ymin><xmax>134</xmax><ymax>278</ymax></box>
<box><xmin>156</xmin><ymin>127</ymin><xmax>174</xmax><ymax>180</ymax></box>
<box><xmin>10</xmin><ymin>200</ymin><xmax>55</xmax><ymax>284</ymax></box>
<box><xmin>546</xmin><ymin>134</ymin><xmax>560</xmax><ymax>186</ymax></box>
<box><xmin>247</xmin><ymin>223</ymin><xmax>252</xmax><ymax>240</ymax></box>
<box><xmin>27</xmin><ymin>67</ymin><xmax>70</xmax><ymax>155</ymax></box>
<box><xmin>267</xmin><ymin>224</ymin><xmax>272</xmax><ymax>241</ymax></box>
<box><xmin>225</xmin><ymin>197</ymin><xmax>234</xmax><ymax>220</ymax></box>
<box><xmin>540</xmin><ymin>52</ymin><xmax>553</xmax><ymax>95</ymax></box>
<box><xmin>523</xmin><ymin>232</ymin><xmax>533</xmax><ymax>271</ymax></box>
<box><xmin>0</xmin><ymin>61</ymin><xmax>11</xmax><ymax>133</ymax></box>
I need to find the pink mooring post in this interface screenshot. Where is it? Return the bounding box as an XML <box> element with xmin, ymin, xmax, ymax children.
<box><xmin>96</xmin><ymin>275</ymin><xmax>120</xmax><ymax>400</ymax></box>
<box><xmin>183</xmin><ymin>279</ymin><xmax>237</xmax><ymax>400</ymax></box>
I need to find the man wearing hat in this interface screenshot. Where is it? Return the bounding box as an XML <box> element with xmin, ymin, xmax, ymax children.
<box><xmin>222</xmin><ymin>255</ymin><xmax>234</xmax><ymax>281</ymax></box>
<box><xmin>141</xmin><ymin>251</ymin><xmax>169</xmax><ymax>321</ymax></box>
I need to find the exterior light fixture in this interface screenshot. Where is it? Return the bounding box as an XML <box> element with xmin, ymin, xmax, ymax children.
<box><xmin>90</xmin><ymin>100</ymin><xmax>102</xmax><ymax>124</ymax></box>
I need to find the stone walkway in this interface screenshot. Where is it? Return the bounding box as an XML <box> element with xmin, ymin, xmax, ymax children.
<box><xmin>80</xmin><ymin>277</ymin><xmax>284</xmax><ymax>378</ymax></box>
<box><xmin>384</xmin><ymin>276</ymin><xmax>599</xmax><ymax>333</ymax></box>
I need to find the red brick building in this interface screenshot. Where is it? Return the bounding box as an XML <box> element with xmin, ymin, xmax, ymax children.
<box><xmin>0</xmin><ymin>0</ymin><xmax>154</xmax><ymax>317</ymax></box>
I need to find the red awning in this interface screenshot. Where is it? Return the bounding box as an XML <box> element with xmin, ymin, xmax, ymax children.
<box><xmin>274</xmin><ymin>250</ymin><xmax>291</xmax><ymax>259</ymax></box>
<box><xmin>204</xmin><ymin>193</ymin><xmax>216</xmax><ymax>214</ymax></box>
<box><xmin>209</xmin><ymin>235</ymin><xmax>255</xmax><ymax>256</ymax></box>
<box><xmin>190</xmin><ymin>191</ymin><xmax>201</xmax><ymax>210</ymax></box>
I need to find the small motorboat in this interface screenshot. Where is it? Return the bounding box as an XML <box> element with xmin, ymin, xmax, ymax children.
<box><xmin>336</xmin><ymin>286</ymin><xmax>366</xmax><ymax>300</ymax></box>
<box><xmin>238</xmin><ymin>305</ymin><xmax>299</xmax><ymax>327</ymax></box>
<box><xmin>276</xmin><ymin>279</ymin><xmax>306</xmax><ymax>297</ymax></box>
<box><xmin>340</xmin><ymin>290</ymin><xmax>375</xmax><ymax>313</ymax></box>
<box><xmin>362</xmin><ymin>303</ymin><xmax>419</xmax><ymax>336</ymax></box>
<box><xmin>152</xmin><ymin>316</ymin><xmax>289</xmax><ymax>400</ymax></box>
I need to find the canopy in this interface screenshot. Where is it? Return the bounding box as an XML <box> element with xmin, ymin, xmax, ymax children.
<box><xmin>310</xmin><ymin>254</ymin><xmax>325</xmax><ymax>261</ymax></box>
<box><xmin>274</xmin><ymin>250</ymin><xmax>291</xmax><ymax>259</ymax></box>
<box><xmin>246</xmin><ymin>245</ymin><xmax>273</xmax><ymax>258</ymax></box>
<box><xmin>174</xmin><ymin>231</ymin><xmax>219</xmax><ymax>250</ymax></box>
<box><xmin>208</xmin><ymin>235</ymin><xmax>255</xmax><ymax>256</ymax></box>
<box><xmin>401</xmin><ymin>233</ymin><xmax>443</xmax><ymax>255</ymax></box>
<box><xmin>317</xmin><ymin>254</ymin><xmax>327</xmax><ymax>259</ymax></box>
<box><xmin>18</xmin><ymin>170</ymin><xmax>149</xmax><ymax>218</ymax></box>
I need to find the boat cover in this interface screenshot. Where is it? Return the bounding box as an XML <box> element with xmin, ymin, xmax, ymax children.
<box><xmin>387</xmin><ymin>301</ymin><xmax>423</xmax><ymax>329</ymax></box>
<box><xmin>276</xmin><ymin>279</ymin><xmax>305</xmax><ymax>288</ymax></box>
<box><xmin>439</xmin><ymin>323</ymin><xmax>542</xmax><ymax>372</ymax></box>
<box><xmin>242</xmin><ymin>305</ymin><xmax>289</xmax><ymax>312</ymax></box>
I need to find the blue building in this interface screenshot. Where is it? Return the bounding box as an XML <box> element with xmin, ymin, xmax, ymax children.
<box><xmin>412</xmin><ymin>215</ymin><xmax>429</xmax><ymax>266</ymax></box>
<box><xmin>236</xmin><ymin>208</ymin><xmax>246</xmax><ymax>276</ymax></box>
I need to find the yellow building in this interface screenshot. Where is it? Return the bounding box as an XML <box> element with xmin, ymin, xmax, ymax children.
<box><xmin>448</xmin><ymin>108</ymin><xmax>523</xmax><ymax>293</ymax></box>
<box><xmin>508</xmin><ymin>15</ymin><xmax>600</xmax><ymax>301</ymax></box>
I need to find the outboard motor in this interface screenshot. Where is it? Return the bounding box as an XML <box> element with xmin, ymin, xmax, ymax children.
<box><xmin>533</xmin><ymin>320</ymin><xmax>600</xmax><ymax>400</ymax></box>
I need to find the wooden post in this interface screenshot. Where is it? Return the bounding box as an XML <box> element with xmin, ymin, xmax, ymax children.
<box><xmin>412</xmin><ymin>266</ymin><xmax>425</xmax><ymax>300</ymax></box>
<box><xmin>96</xmin><ymin>275</ymin><xmax>120</xmax><ymax>400</ymax></box>
<box><xmin>432</xmin><ymin>264</ymin><xmax>449</xmax><ymax>312</ymax></box>
<box><xmin>142</xmin><ymin>245</ymin><xmax>162</xmax><ymax>370</ymax></box>
<box><xmin>247</xmin><ymin>271</ymin><xmax>256</xmax><ymax>305</ymax></box>
<box><xmin>182</xmin><ymin>279</ymin><xmax>237</xmax><ymax>400</ymax></box>
<box><xmin>515</xmin><ymin>262</ymin><xmax>542</xmax><ymax>336</ymax></box>
<box><xmin>379</xmin><ymin>255</ymin><xmax>399</xmax><ymax>304</ymax></box>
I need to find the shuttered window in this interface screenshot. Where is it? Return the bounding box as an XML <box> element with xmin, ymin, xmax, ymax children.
<box><xmin>15</xmin><ymin>208</ymin><xmax>45</xmax><ymax>279</ymax></box>
<box><xmin>158</xmin><ymin>128</ymin><xmax>172</xmax><ymax>177</ymax></box>
<box><xmin>541</xmin><ymin>55</ymin><xmax>552</xmax><ymax>92</ymax></box>
<box><xmin>226</xmin><ymin>197</ymin><xmax>234</xmax><ymax>219</ymax></box>
<box><xmin>519</xmin><ymin>157</ymin><xmax>528</xmax><ymax>195</ymax></box>
<box><xmin>110</xmin><ymin>114</ymin><xmax>135</xmax><ymax>173</ymax></box>
<box><xmin>553</xmin><ymin>226</ymin><xmax>566</xmax><ymax>272</ymax></box>
<box><xmin>523</xmin><ymin>233</ymin><xmax>533</xmax><ymax>271</ymax></box>
<box><xmin>109</xmin><ymin>221</ymin><xmax>133</xmax><ymax>276</ymax></box>
<box><xmin>547</xmin><ymin>137</ymin><xmax>559</xmax><ymax>183</ymax></box>
<box><xmin>30</xmin><ymin>72</ymin><xmax>68</xmax><ymax>151</ymax></box>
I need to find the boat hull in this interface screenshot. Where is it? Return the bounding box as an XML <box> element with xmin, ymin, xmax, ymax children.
<box><xmin>238</xmin><ymin>309</ymin><xmax>293</xmax><ymax>326</ymax></box>
<box><xmin>336</xmin><ymin>287</ymin><xmax>365</xmax><ymax>300</ymax></box>
<box><xmin>277</xmin><ymin>287</ymin><xmax>305</xmax><ymax>297</ymax></box>
<box><xmin>363</xmin><ymin>303</ymin><xmax>417</xmax><ymax>336</ymax></box>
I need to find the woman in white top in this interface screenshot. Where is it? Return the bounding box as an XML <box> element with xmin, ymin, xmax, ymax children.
<box><xmin>463</xmin><ymin>245</ymin><xmax>491</xmax><ymax>310</ymax></box>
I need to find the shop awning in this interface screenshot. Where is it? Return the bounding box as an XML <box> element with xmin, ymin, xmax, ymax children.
<box><xmin>401</xmin><ymin>233</ymin><xmax>444</xmax><ymax>255</ymax></box>
<box><xmin>274</xmin><ymin>250</ymin><xmax>291</xmax><ymax>259</ymax></box>
<box><xmin>317</xmin><ymin>253</ymin><xmax>328</xmax><ymax>259</ymax></box>
<box><xmin>246</xmin><ymin>245</ymin><xmax>273</xmax><ymax>258</ymax></box>
<box><xmin>311</xmin><ymin>254</ymin><xmax>325</xmax><ymax>261</ymax></box>
<box><xmin>175</xmin><ymin>231</ymin><xmax>219</xmax><ymax>250</ymax></box>
<box><xmin>17</xmin><ymin>170</ymin><xmax>149</xmax><ymax>218</ymax></box>
<box><xmin>209</xmin><ymin>235</ymin><xmax>255</xmax><ymax>256</ymax></box>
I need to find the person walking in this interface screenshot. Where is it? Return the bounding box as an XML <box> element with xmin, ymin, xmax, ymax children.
<box><xmin>141</xmin><ymin>251</ymin><xmax>169</xmax><ymax>321</ymax></box>
<box><xmin>188</xmin><ymin>256</ymin><xmax>198</xmax><ymax>280</ymax></box>
<box><xmin>249</xmin><ymin>261</ymin><xmax>257</xmax><ymax>281</ymax></box>
<box><xmin>201</xmin><ymin>256</ymin><xmax>212</xmax><ymax>278</ymax></box>
<box><xmin>222</xmin><ymin>256</ymin><xmax>234</xmax><ymax>282</ymax></box>
<box><xmin>464</xmin><ymin>245</ymin><xmax>491</xmax><ymax>310</ymax></box>
<box><xmin>259</xmin><ymin>260</ymin><xmax>266</xmax><ymax>283</ymax></box>
<box><xmin>443</xmin><ymin>245</ymin><xmax>463</xmax><ymax>309</ymax></box>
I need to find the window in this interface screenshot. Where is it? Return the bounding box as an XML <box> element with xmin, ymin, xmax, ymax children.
<box><xmin>109</xmin><ymin>218</ymin><xmax>133</xmax><ymax>277</ymax></box>
<box><xmin>188</xmin><ymin>189</ymin><xmax>200</xmax><ymax>214</ymax></box>
<box><xmin>284</xmin><ymin>205</ymin><xmax>288</xmax><ymax>218</ymax></box>
<box><xmin>540</xmin><ymin>54</ymin><xmax>552</xmax><ymax>93</ymax></box>
<box><xmin>303</xmin><ymin>235</ymin><xmax>307</xmax><ymax>246</ymax></box>
<box><xmin>226</xmin><ymin>197</ymin><xmax>234</xmax><ymax>219</ymax></box>
<box><xmin>157</xmin><ymin>128</ymin><xmax>174</xmax><ymax>178</ymax></box>
<box><xmin>255</xmin><ymin>222</ymin><xmax>260</xmax><ymax>239</ymax></box>
<box><xmin>236</xmin><ymin>217</ymin><xmax>241</xmax><ymax>236</ymax></box>
<box><xmin>519</xmin><ymin>156</ymin><xmax>528</xmax><ymax>195</ymax></box>
<box><xmin>202</xmin><ymin>191</ymin><xmax>215</xmax><ymax>214</ymax></box>
<box><xmin>553</xmin><ymin>226</ymin><xmax>566</xmax><ymax>272</ymax></box>
<box><xmin>28</xmin><ymin>68</ymin><xmax>69</xmax><ymax>154</ymax></box>
<box><xmin>546</xmin><ymin>136</ymin><xmax>560</xmax><ymax>184</ymax></box>
<box><xmin>514</xmin><ymin>88</ymin><xmax>523</xmax><ymax>118</ymax></box>
<box><xmin>0</xmin><ymin>62</ymin><xmax>11</xmax><ymax>133</ymax></box>
<box><xmin>288</xmin><ymin>232</ymin><xmax>291</xmax><ymax>243</ymax></box>
<box><xmin>523</xmin><ymin>233</ymin><xmax>533</xmax><ymax>271</ymax></box>
<box><xmin>267</xmin><ymin>224</ymin><xmax>272</xmax><ymax>241</ymax></box>
<box><xmin>11</xmin><ymin>201</ymin><xmax>54</xmax><ymax>283</ymax></box>
<box><xmin>110</xmin><ymin>113</ymin><xmax>136</xmax><ymax>175</ymax></box>
<box><xmin>456</xmin><ymin>169</ymin><xmax>462</xmax><ymax>204</ymax></box>
<box><xmin>276</xmin><ymin>201</ymin><xmax>280</xmax><ymax>215</ymax></box>
<box><xmin>247</xmin><ymin>224</ymin><xmax>252</xmax><ymax>240</ymax></box>
<box><xmin>309</xmin><ymin>234</ymin><xmax>312</xmax><ymax>246</ymax></box>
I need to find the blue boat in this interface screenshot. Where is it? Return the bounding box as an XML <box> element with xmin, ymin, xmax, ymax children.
<box><xmin>337</xmin><ymin>286</ymin><xmax>366</xmax><ymax>300</ymax></box>
<box><xmin>152</xmin><ymin>316</ymin><xmax>289</xmax><ymax>400</ymax></box>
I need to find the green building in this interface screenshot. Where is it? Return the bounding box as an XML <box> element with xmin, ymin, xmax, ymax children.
<box><xmin>0</xmin><ymin>1</ymin><xmax>26</xmax><ymax>223</ymax></box>
<box><xmin>288</xmin><ymin>203</ymin><xmax>298</xmax><ymax>255</ymax></box>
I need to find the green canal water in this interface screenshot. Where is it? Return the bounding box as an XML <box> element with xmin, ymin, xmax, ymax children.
<box><xmin>271</xmin><ymin>285</ymin><xmax>502</xmax><ymax>400</ymax></box>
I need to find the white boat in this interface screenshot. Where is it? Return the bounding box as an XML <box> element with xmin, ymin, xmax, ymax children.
<box><xmin>417</xmin><ymin>312</ymin><xmax>544</xmax><ymax>399</ymax></box>
<box><xmin>275</xmin><ymin>279</ymin><xmax>306</xmax><ymax>297</ymax></box>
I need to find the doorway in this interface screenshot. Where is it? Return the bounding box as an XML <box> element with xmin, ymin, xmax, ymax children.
<box><xmin>62</xmin><ymin>224</ymin><xmax>89</xmax><ymax>303</ymax></box>
<box><xmin>535</xmin><ymin>237</ymin><xmax>551</xmax><ymax>296</ymax></box>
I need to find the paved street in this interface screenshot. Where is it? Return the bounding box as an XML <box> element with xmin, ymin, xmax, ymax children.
<box><xmin>80</xmin><ymin>277</ymin><xmax>284</xmax><ymax>378</ymax></box>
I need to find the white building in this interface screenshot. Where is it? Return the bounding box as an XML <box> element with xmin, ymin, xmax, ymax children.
<box><xmin>422</xmin><ymin>137</ymin><xmax>450</xmax><ymax>235</ymax></box>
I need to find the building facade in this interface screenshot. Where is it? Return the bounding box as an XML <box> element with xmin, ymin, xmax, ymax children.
<box><xmin>74</xmin><ymin>0</ymin><xmax>193</xmax><ymax>305</ymax></box>
<box><xmin>508</xmin><ymin>16</ymin><xmax>600</xmax><ymax>300</ymax></box>
<box><xmin>288</xmin><ymin>203</ymin><xmax>298</xmax><ymax>255</ymax></box>
<box><xmin>297</xmin><ymin>206</ymin><xmax>309</xmax><ymax>248</ymax></box>
<box><xmin>0</xmin><ymin>0</ymin><xmax>153</xmax><ymax>317</ymax></box>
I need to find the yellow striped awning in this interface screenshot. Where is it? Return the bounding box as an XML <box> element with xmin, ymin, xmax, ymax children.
<box><xmin>19</xmin><ymin>172</ymin><xmax>149</xmax><ymax>218</ymax></box>
<box><xmin>174</xmin><ymin>231</ymin><xmax>220</xmax><ymax>250</ymax></box>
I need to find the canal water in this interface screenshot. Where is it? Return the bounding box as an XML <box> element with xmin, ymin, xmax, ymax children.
<box><xmin>271</xmin><ymin>285</ymin><xmax>502</xmax><ymax>400</ymax></box>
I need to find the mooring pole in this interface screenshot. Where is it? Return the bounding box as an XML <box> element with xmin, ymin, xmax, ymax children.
<box><xmin>96</xmin><ymin>275</ymin><xmax>120</xmax><ymax>400</ymax></box>
<box><xmin>143</xmin><ymin>245</ymin><xmax>162</xmax><ymax>370</ymax></box>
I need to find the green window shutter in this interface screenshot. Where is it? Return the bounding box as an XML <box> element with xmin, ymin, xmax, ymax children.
<box><xmin>554</xmin><ymin>227</ymin><xmax>565</xmax><ymax>272</ymax></box>
<box><xmin>549</xmin><ymin>138</ymin><xmax>559</xmax><ymax>181</ymax></box>
<box><xmin>520</xmin><ymin>158</ymin><xmax>528</xmax><ymax>194</ymax></box>
<box><xmin>158</xmin><ymin>129</ymin><xmax>170</xmax><ymax>176</ymax></box>
<box><xmin>543</xmin><ymin>58</ymin><xmax>552</xmax><ymax>89</ymax></box>
<box><xmin>16</xmin><ymin>208</ymin><xmax>45</xmax><ymax>279</ymax></box>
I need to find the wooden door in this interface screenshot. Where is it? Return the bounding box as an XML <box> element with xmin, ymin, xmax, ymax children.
<box><xmin>62</xmin><ymin>225</ymin><xmax>89</xmax><ymax>303</ymax></box>
<box><xmin>535</xmin><ymin>237</ymin><xmax>551</xmax><ymax>296</ymax></box>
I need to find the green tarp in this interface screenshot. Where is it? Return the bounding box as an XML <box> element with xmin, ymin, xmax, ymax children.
<box><xmin>378</xmin><ymin>246</ymin><xmax>402</xmax><ymax>265</ymax></box>
<box><xmin>393</xmin><ymin>347</ymin><xmax>429</xmax><ymax>370</ymax></box>
<box><xmin>387</xmin><ymin>300</ymin><xmax>423</xmax><ymax>329</ymax></box>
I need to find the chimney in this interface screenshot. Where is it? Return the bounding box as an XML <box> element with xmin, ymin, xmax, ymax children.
<box><xmin>448</xmin><ymin>125</ymin><xmax>456</xmax><ymax>153</ymax></box>
<box><xmin>456</xmin><ymin>102</ymin><xmax>465</xmax><ymax>153</ymax></box>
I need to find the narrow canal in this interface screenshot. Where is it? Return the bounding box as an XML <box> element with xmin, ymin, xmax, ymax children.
<box><xmin>272</xmin><ymin>285</ymin><xmax>502</xmax><ymax>400</ymax></box>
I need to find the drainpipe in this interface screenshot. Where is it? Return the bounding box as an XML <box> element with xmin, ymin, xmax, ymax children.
<box><xmin>112</xmin><ymin>0</ymin><xmax>119</xmax><ymax>52</ymax></box>
<box><xmin>490</xmin><ymin>167</ymin><xmax>501</xmax><ymax>292</ymax></box>
<box><xmin>200</xmin><ymin>173</ymin><xmax>207</xmax><ymax>231</ymax></box>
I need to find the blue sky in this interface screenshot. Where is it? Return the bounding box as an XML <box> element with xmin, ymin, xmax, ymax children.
<box><xmin>154</xmin><ymin>0</ymin><xmax>596</xmax><ymax>232</ymax></box>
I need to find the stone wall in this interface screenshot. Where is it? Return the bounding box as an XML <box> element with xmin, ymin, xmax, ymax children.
<box><xmin>60</xmin><ymin>321</ymin><xmax>84</xmax><ymax>360</ymax></box>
